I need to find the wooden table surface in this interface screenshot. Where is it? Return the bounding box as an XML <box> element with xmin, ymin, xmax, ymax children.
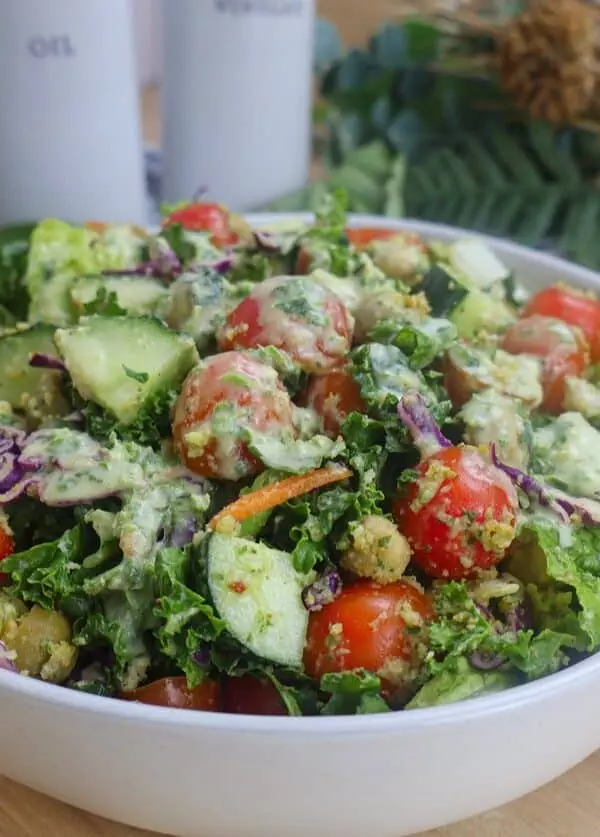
<box><xmin>2</xmin><ymin>84</ymin><xmax>600</xmax><ymax>837</ymax></box>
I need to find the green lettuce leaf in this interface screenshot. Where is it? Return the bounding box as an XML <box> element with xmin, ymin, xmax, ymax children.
<box><xmin>26</xmin><ymin>219</ymin><xmax>144</xmax><ymax>325</ymax></box>
<box><xmin>506</xmin><ymin>521</ymin><xmax>600</xmax><ymax>649</ymax></box>
<box><xmin>368</xmin><ymin>316</ymin><xmax>457</xmax><ymax>370</ymax></box>
<box><xmin>406</xmin><ymin>656</ymin><xmax>515</xmax><ymax>710</ymax></box>
<box><xmin>427</xmin><ymin>581</ymin><xmax>574</xmax><ymax>681</ymax></box>
<box><xmin>320</xmin><ymin>670</ymin><xmax>390</xmax><ymax>715</ymax></box>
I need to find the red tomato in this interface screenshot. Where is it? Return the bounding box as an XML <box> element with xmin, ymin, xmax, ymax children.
<box><xmin>222</xmin><ymin>675</ymin><xmax>287</xmax><ymax>715</ymax></box>
<box><xmin>500</xmin><ymin>315</ymin><xmax>589</xmax><ymax>413</ymax></box>
<box><xmin>0</xmin><ymin>519</ymin><xmax>15</xmax><ymax>586</ymax></box>
<box><xmin>295</xmin><ymin>246</ymin><xmax>313</xmax><ymax>275</ymax></box>
<box><xmin>162</xmin><ymin>202</ymin><xmax>238</xmax><ymax>248</ymax></box>
<box><xmin>345</xmin><ymin>228</ymin><xmax>397</xmax><ymax>250</ymax></box>
<box><xmin>392</xmin><ymin>447</ymin><xmax>518</xmax><ymax>580</ymax></box>
<box><xmin>522</xmin><ymin>285</ymin><xmax>600</xmax><ymax>363</ymax></box>
<box><xmin>121</xmin><ymin>677</ymin><xmax>222</xmax><ymax>711</ymax></box>
<box><xmin>172</xmin><ymin>352</ymin><xmax>296</xmax><ymax>480</ymax></box>
<box><xmin>217</xmin><ymin>276</ymin><xmax>353</xmax><ymax>374</ymax></box>
<box><xmin>304</xmin><ymin>580</ymin><xmax>433</xmax><ymax>682</ymax></box>
<box><xmin>303</xmin><ymin>368</ymin><xmax>366</xmax><ymax>437</ymax></box>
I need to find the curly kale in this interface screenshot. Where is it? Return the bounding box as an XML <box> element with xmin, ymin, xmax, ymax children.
<box><xmin>0</xmin><ymin>223</ymin><xmax>36</xmax><ymax>321</ymax></box>
<box><xmin>77</xmin><ymin>387</ymin><xmax>177</xmax><ymax>450</ymax></box>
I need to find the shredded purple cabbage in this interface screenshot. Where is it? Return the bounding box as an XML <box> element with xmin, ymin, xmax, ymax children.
<box><xmin>0</xmin><ymin>426</ymin><xmax>35</xmax><ymax>503</ymax></box>
<box><xmin>0</xmin><ymin>641</ymin><xmax>17</xmax><ymax>673</ymax></box>
<box><xmin>192</xmin><ymin>644</ymin><xmax>211</xmax><ymax>668</ymax></box>
<box><xmin>163</xmin><ymin>517</ymin><xmax>198</xmax><ymax>549</ymax></box>
<box><xmin>505</xmin><ymin>602</ymin><xmax>532</xmax><ymax>634</ymax></box>
<box><xmin>103</xmin><ymin>239</ymin><xmax>183</xmax><ymax>281</ymax></box>
<box><xmin>302</xmin><ymin>568</ymin><xmax>342</xmax><ymax>611</ymax></box>
<box><xmin>490</xmin><ymin>444</ymin><xmax>600</xmax><ymax>527</ymax></box>
<box><xmin>469</xmin><ymin>598</ymin><xmax>532</xmax><ymax>671</ymax></box>
<box><xmin>469</xmin><ymin>651</ymin><xmax>505</xmax><ymax>671</ymax></box>
<box><xmin>29</xmin><ymin>352</ymin><xmax>67</xmax><ymax>372</ymax></box>
<box><xmin>397</xmin><ymin>391</ymin><xmax>452</xmax><ymax>458</ymax></box>
<box><xmin>196</xmin><ymin>256</ymin><xmax>237</xmax><ymax>275</ymax></box>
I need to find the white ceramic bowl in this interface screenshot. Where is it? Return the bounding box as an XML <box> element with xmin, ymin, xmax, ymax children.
<box><xmin>2</xmin><ymin>215</ymin><xmax>600</xmax><ymax>837</ymax></box>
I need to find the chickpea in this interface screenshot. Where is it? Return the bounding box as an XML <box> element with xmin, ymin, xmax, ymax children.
<box><xmin>0</xmin><ymin>592</ymin><xmax>27</xmax><ymax>638</ymax></box>
<box><xmin>3</xmin><ymin>605</ymin><xmax>76</xmax><ymax>680</ymax></box>
<box><xmin>354</xmin><ymin>289</ymin><xmax>428</xmax><ymax>343</ymax></box>
<box><xmin>341</xmin><ymin>515</ymin><xmax>412</xmax><ymax>584</ymax></box>
<box><xmin>370</xmin><ymin>236</ymin><xmax>430</xmax><ymax>284</ymax></box>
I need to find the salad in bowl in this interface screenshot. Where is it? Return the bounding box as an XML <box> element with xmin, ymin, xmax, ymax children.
<box><xmin>1</xmin><ymin>191</ymin><xmax>600</xmax><ymax>718</ymax></box>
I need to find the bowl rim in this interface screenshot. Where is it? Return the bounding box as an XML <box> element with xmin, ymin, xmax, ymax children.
<box><xmin>3</xmin><ymin>212</ymin><xmax>600</xmax><ymax>736</ymax></box>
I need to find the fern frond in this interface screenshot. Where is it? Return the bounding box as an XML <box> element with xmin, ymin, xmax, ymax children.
<box><xmin>404</xmin><ymin>126</ymin><xmax>600</xmax><ymax>266</ymax></box>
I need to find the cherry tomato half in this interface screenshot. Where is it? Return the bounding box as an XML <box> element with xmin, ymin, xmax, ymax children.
<box><xmin>0</xmin><ymin>519</ymin><xmax>15</xmax><ymax>586</ymax></box>
<box><xmin>162</xmin><ymin>202</ymin><xmax>238</xmax><ymax>248</ymax></box>
<box><xmin>500</xmin><ymin>315</ymin><xmax>589</xmax><ymax>413</ymax></box>
<box><xmin>345</xmin><ymin>228</ymin><xmax>398</xmax><ymax>250</ymax></box>
<box><xmin>303</xmin><ymin>368</ymin><xmax>366</xmax><ymax>437</ymax></box>
<box><xmin>121</xmin><ymin>677</ymin><xmax>222</xmax><ymax>711</ymax></box>
<box><xmin>303</xmin><ymin>579</ymin><xmax>433</xmax><ymax>682</ymax></box>
<box><xmin>522</xmin><ymin>285</ymin><xmax>600</xmax><ymax>363</ymax></box>
<box><xmin>172</xmin><ymin>352</ymin><xmax>296</xmax><ymax>480</ymax></box>
<box><xmin>222</xmin><ymin>675</ymin><xmax>287</xmax><ymax>715</ymax></box>
<box><xmin>392</xmin><ymin>446</ymin><xmax>518</xmax><ymax>580</ymax></box>
<box><xmin>217</xmin><ymin>276</ymin><xmax>353</xmax><ymax>374</ymax></box>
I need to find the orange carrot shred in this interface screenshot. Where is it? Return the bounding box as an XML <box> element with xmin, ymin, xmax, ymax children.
<box><xmin>208</xmin><ymin>465</ymin><xmax>353</xmax><ymax>531</ymax></box>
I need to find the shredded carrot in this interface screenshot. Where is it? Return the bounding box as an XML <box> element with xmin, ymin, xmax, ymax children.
<box><xmin>85</xmin><ymin>220</ymin><xmax>147</xmax><ymax>237</ymax></box>
<box><xmin>85</xmin><ymin>221</ymin><xmax>109</xmax><ymax>234</ymax></box>
<box><xmin>208</xmin><ymin>465</ymin><xmax>353</xmax><ymax>531</ymax></box>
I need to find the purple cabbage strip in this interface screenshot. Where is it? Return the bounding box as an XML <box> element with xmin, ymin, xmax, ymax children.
<box><xmin>505</xmin><ymin>601</ymin><xmax>532</xmax><ymax>634</ymax></box>
<box><xmin>490</xmin><ymin>444</ymin><xmax>600</xmax><ymax>527</ymax></box>
<box><xmin>0</xmin><ymin>425</ymin><xmax>36</xmax><ymax>503</ymax></box>
<box><xmin>163</xmin><ymin>516</ymin><xmax>198</xmax><ymax>549</ymax></box>
<box><xmin>469</xmin><ymin>598</ymin><xmax>532</xmax><ymax>672</ymax></box>
<box><xmin>0</xmin><ymin>641</ymin><xmax>17</xmax><ymax>673</ymax></box>
<box><xmin>469</xmin><ymin>651</ymin><xmax>505</xmax><ymax>671</ymax></box>
<box><xmin>192</xmin><ymin>644</ymin><xmax>211</xmax><ymax>668</ymax></box>
<box><xmin>29</xmin><ymin>353</ymin><xmax>67</xmax><ymax>372</ymax></box>
<box><xmin>397</xmin><ymin>391</ymin><xmax>452</xmax><ymax>459</ymax></box>
<box><xmin>544</xmin><ymin>489</ymin><xmax>600</xmax><ymax>529</ymax></box>
<box><xmin>195</xmin><ymin>256</ymin><xmax>237</xmax><ymax>275</ymax></box>
<box><xmin>302</xmin><ymin>567</ymin><xmax>342</xmax><ymax>612</ymax></box>
<box><xmin>102</xmin><ymin>239</ymin><xmax>183</xmax><ymax>281</ymax></box>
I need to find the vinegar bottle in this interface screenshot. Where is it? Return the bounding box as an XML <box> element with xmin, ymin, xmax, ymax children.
<box><xmin>161</xmin><ymin>0</ymin><xmax>315</xmax><ymax>211</ymax></box>
<box><xmin>0</xmin><ymin>0</ymin><xmax>147</xmax><ymax>225</ymax></box>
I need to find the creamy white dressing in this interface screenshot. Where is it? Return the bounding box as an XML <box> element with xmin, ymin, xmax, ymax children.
<box><xmin>460</xmin><ymin>389</ymin><xmax>529</xmax><ymax>468</ymax></box>
<box><xmin>533</xmin><ymin>413</ymin><xmax>600</xmax><ymax>500</ymax></box>
<box><xmin>249</xmin><ymin>275</ymin><xmax>352</xmax><ymax>373</ymax></box>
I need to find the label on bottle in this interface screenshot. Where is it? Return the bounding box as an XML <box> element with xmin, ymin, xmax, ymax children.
<box><xmin>27</xmin><ymin>34</ymin><xmax>76</xmax><ymax>58</ymax></box>
<box><xmin>213</xmin><ymin>0</ymin><xmax>305</xmax><ymax>16</ymax></box>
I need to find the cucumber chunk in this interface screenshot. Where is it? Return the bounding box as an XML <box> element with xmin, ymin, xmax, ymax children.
<box><xmin>0</xmin><ymin>324</ymin><xmax>62</xmax><ymax>409</ymax></box>
<box><xmin>207</xmin><ymin>533</ymin><xmax>314</xmax><ymax>667</ymax></box>
<box><xmin>54</xmin><ymin>315</ymin><xmax>198</xmax><ymax>424</ymax></box>
<box><xmin>70</xmin><ymin>276</ymin><xmax>167</xmax><ymax>317</ymax></box>
<box><xmin>450</xmin><ymin>289</ymin><xmax>515</xmax><ymax>339</ymax></box>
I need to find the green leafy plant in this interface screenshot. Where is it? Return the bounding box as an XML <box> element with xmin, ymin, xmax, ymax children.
<box><xmin>277</xmin><ymin>16</ymin><xmax>600</xmax><ymax>269</ymax></box>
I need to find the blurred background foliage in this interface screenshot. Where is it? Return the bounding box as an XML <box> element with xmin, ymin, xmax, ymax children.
<box><xmin>273</xmin><ymin>2</ymin><xmax>600</xmax><ymax>269</ymax></box>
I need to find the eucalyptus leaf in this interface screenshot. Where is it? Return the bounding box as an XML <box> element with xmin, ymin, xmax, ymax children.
<box><xmin>314</xmin><ymin>17</ymin><xmax>343</xmax><ymax>72</ymax></box>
